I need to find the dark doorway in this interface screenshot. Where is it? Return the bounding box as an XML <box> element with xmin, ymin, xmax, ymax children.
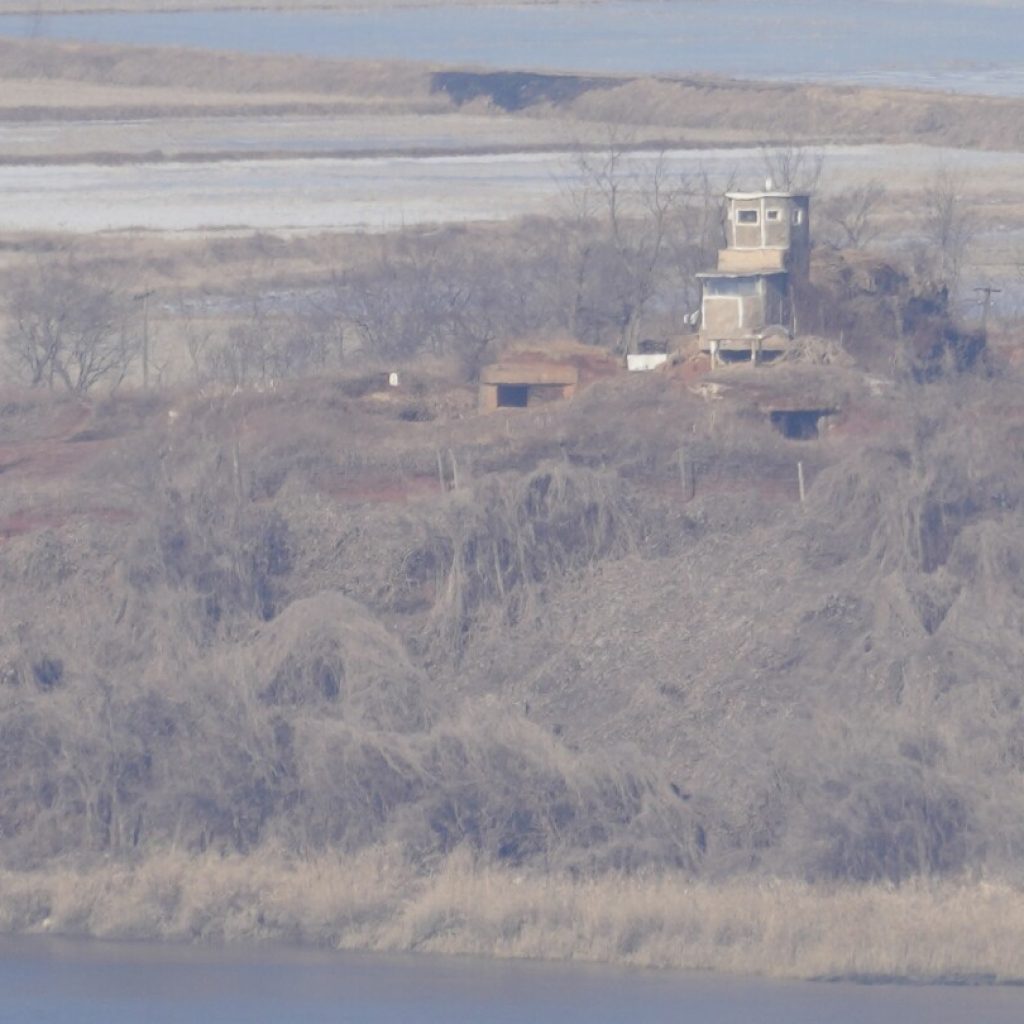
<box><xmin>497</xmin><ymin>384</ymin><xmax>530</xmax><ymax>408</ymax></box>
<box><xmin>718</xmin><ymin>348</ymin><xmax>781</xmax><ymax>364</ymax></box>
<box><xmin>770</xmin><ymin>409</ymin><xmax>831</xmax><ymax>440</ymax></box>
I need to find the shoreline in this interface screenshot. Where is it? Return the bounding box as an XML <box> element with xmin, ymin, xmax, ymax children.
<box><xmin>3</xmin><ymin>39</ymin><xmax>1024</xmax><ymax>160</ymax></box>
<box><xmin>0</xmin><ymin>137</ymin><xmax>859</xmax><ymax>168</ymax></box>
<box><xmin>3</xmin><ymin>851</ymin><xmax>1024</xmax><ymax>984</ymax></box>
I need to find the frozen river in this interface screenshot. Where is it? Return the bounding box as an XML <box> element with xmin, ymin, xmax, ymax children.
<box><xmin>3</xmin><ymin>935</ymin><xmax>1024</xmax><ymax>1024</ymax></box>
<box><xmin>3</xmin><ymin>1</ymin><xmax>1024</xmax><ymax>95</ymax></box>
<box><xmin>2</xmin><ymin>144</ymin><xmax>1023</xmax><ymax>236</ymax></box>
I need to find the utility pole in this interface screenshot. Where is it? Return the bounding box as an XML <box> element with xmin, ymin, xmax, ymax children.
<box><xmin>133</xmin><ymin>290</ymin><xmax>155</xmax><ymax>389</ymax></box>
<box><xmin>974</xmin><ymin>285</ymin><xmax>1002</xmax><ymax>335</ymax></box>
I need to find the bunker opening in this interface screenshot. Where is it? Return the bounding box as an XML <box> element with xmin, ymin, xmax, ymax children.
<box><xmin>770</xmin><ymin>408</ymin><xmax>834</xmax><ymax>440</ymax></box>
<box><xmin>496</xmin><ymin>383</ymin><xmax>530</xmax><ymax>408</ymax></box>
<box><xmin>718</xmin><ymin>348</ymin><xmax>782</xmax><ymax>365</ymax></box>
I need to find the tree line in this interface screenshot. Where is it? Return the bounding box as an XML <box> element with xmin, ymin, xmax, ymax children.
<box><xmin>0</xmin><ymin>151</ymin><xmax>993</xmax><ymax>394</ymax></box>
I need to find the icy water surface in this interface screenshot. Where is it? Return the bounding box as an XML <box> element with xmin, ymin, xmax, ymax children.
<box><xmin>2</xmin><ymin>935</ymin><xmax>1024</xmax><ymax>1024</ymax></box>
<box><xmin>3</xmin><ymin>1</ymin><xmax>1024</xmax><ymax>94</ymax></box>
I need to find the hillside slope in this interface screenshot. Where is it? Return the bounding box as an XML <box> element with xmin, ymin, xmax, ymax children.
<box><xmin>1</xmin><ymin>361</ymin><xmax>1022</xmax><ymax>897</ymax></box>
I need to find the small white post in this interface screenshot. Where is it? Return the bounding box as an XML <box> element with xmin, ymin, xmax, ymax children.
<box><xmin>678</xmin><ymin>448</ymin><xmax>694</xmax><ymax>501</ymax></box>
<box><xmin>448</xmin><ymin>449</ymin><xmax>459</xmax><ymax>491</ymax></box>
<box><xmin>797</xmin><ymin>460</ymin><xmax>806</xmax><ymax>505</ymax></box>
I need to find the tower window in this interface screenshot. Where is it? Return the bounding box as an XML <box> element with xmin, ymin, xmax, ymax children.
<box><xmin>736</xmin><ymin>209</ymin><xmax>759</xmax><ymax>224</ymax></box>
<box><xmin>766</xmin><ymin>209</ymin><xmax>781</xmax><ymax>221</ymax></box>
<box><xmin>792</xmin><ymin>208</ymin><xmax>804</xmax><ymax>225</ymax></box>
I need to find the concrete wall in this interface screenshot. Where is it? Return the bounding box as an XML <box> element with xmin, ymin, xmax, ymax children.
<box><xmin>723</xmin><ymin>193</ymin><xmax>810</xmax><ymax>280</ymax></box>
<box><xmin>699</xmin><ymin>273</ymin><xmax>790</xmax><ymax>344</ymax></box>
<box><xmin>718</xmin><ymin>248</ymin><xmax>786</xmax><ymax>273</ymax></box>
<box><xmin>701</xmin><ymin>293</ymin><xmax>763</xmax><ymax>340</ymax></box>
<box><xmin>626</xmin><ymin>353</ymin><xmax>668</xmax><ymax>372</ymax></box>
<box><xmin>729</xmin><ymin>198</ymin><xmax>764</xmax><ymax>250</ymax></box>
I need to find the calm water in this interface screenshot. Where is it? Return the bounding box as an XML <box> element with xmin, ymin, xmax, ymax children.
<box><xmin>3</xmin><ymin>935</ymin><xmax>1024</xmax><ymax>1024</ymax></box>
<box><xmin>3</xmin><ymin>1</ymin><xmax>1024</xmax><ymax>93</ymax></box>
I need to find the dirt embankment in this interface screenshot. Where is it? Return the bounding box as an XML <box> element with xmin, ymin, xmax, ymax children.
<box><xmin>2</xmin><ymin>356</ymin><xmax>1023</xmax><ymax>875</ymax></box>
<box><xmin>3</xmin><ymin>333</ymin><xmax>1024</xmax><ymax>978</ymax></box>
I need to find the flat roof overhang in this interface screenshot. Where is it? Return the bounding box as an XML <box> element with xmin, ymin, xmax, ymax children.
<box><xmin>697</xmin><ymin>270</ymin><xmax>788</xmax><ymax>280</ymax></box>
<box><xmin>480</xmin><ymin>363</ymin><xmax>579</xmax><ymax>387</ymax></box>
<box><xmin>725</xmin><ymin>191</ymin><xmax>810</xmax><ymax>201</ymax></box>
<box><xmin>701</xmin><ymin>336</ymin><xmax>788</xmax><ymax>349</ymax></box>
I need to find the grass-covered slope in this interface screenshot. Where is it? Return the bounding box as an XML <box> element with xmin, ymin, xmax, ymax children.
<box><xmin>2</xmin><ymin>364</ymin><xmax>1023</xmax><ymax>895</ymax></box>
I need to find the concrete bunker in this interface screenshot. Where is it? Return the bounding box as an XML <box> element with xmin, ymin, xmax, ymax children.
<box><xmin>479</xmin><ymin>361</ymin><xmax>579</xmax><ymax>413</ymax></box>
<box><xmin>769</xmin><ymin>408</ymin><xmax>836</xmax><ymax>440</ymax></box>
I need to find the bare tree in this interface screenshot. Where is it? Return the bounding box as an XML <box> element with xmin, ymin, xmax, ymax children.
<box><xmin>330</xmin><ymin>238</ymin><xmax>457</xmax><ymax>360</ymax></box>
<box><xmin>4</xmin><ymin>258</ymin><xmax>139</xmax><ymax>394</ymax></box>
<box><xmin>820</xmin><ymin>180</ymin><xmax>888</xmax><ymax>250</ymax></box>
<box><xmin>324</xmin><ymin>229</ymin><xmax>563</xmax><ymax>373</ymax></box>
<box><xmin>666</xmin><ymin>165</ymin><xmax>737</xmax><ymax>320</ymax></box>
<box><xmin>567</xmin><ymin>141</ymin><xmax>695</xmax><ymax>353</ymax></box>
<box><xmin>759</xmin><ymin>143</ymin><xmax>826</xmax><ymax>194</ymax></box>
<box><xmin>922</xmin><ymin>166</ymin><xmax>977</xmax><ymax>293</ymax></box>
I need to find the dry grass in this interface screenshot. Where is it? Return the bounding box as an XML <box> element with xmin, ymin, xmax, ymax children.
<box><xmin>1</xmin><ymin>850</ymin><xmax>1022</xmax><ymax>982</ymax></box>
<box><xmin>0</xmin><ymin>38</ymin><xmax>438</xmax><ymax>100</ymax></box>
<box><xmin>0</xmin><ymin>39</ymin><xmax>447</xmax><ymax>131</ymax></box>
<box><xmin>568</xmin><ymin>77</ymin><xmax>1024</xmax><ymax>152</ymax></box>
<box><xmin>0</xmin><ymin>78</ymin><xmax>373</xmax><ymax>112</ymax></box>
<box><xmin>4</xmin><ymin>36</ymin><xmax>1024</xmax><ymax>159</ymax></box>
<box><xmin>0</xmin><ymin>110</ymin><xmax>616</xmax><ymax>163</ymax></box>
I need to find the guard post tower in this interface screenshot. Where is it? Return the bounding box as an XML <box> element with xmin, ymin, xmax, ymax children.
<box><xmin>697</xmin><ymin>183</ymin><xmax>810</xmax><ymax>364</ymax></box>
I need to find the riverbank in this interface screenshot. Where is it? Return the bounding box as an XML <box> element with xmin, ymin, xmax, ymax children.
<box><xmin>3</xmin><ymin>37</ymin><xmax>1024</xmax><ymax>163</ymax></box>
<box><xmin>2</xmin><ymin>851</ymin><xmax>1023</xmax><ymax>983</ymax></box>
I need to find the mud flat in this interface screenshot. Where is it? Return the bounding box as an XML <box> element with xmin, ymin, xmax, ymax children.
<box><xmin>2</xmin><ymin>144</ymin><xmax>1023</xmax><ymax>237</ymax></box>
<box><xmin>0</xmin><ymin>113</ymin><xmax>628</xmax><ymax>162</ymax></box>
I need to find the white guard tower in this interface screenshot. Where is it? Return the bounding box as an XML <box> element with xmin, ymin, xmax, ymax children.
<box><xmin>698</xmin><ymin>185</ymin><xmax>810</xmax><ymax>363</ymax></box>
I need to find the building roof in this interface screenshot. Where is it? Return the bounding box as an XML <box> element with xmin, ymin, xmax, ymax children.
<box><xmin>480</xmin><ymin>361</ymin><xmax>579</xmax><ymax>386</ymax></box>
<box><xmin>696</xmin><ymin>270</ymin><xmax>788</xmax><ymax>280</ymax></box>
<box><xmin>725</xmin><ymin>191</ymin><xmax>810</xmax><ymax>201</ymax></box>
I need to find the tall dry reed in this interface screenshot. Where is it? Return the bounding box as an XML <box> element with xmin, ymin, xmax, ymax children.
<box><xmin>1</xmin><ymin>849</ymin><xmax>1021</xmax><ymax>982</ymax></box>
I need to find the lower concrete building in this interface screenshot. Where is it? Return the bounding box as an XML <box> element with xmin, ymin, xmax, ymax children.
<box><xmin>478</xmin><ymin>360</ymin><xmax>578</xmax><ymax>412</ymax></box>
<box><xmin>697</xmin><ymin>270</ymin><xmax>791</xmax><ymax>359</ymax></box>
